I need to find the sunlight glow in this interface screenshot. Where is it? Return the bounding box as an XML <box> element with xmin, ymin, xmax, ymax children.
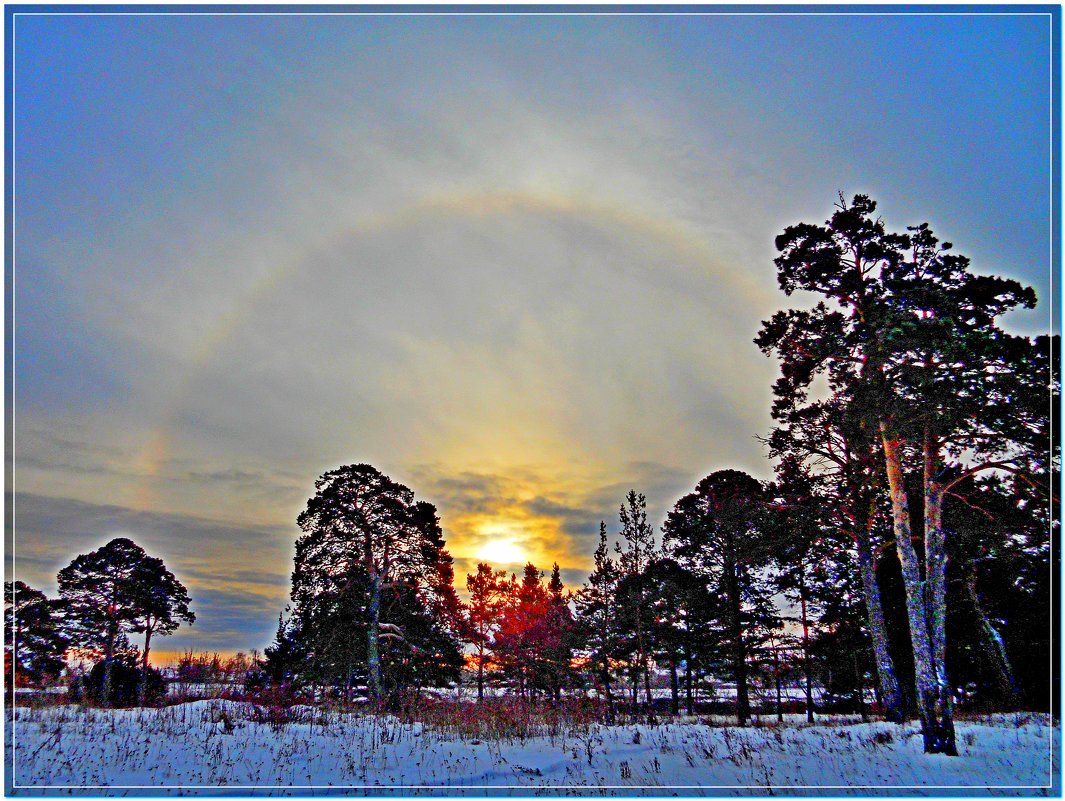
<box><xmin>476</xmin><ymin>538</ymin><xmax>525</xmax><ymax>566</ymax></box>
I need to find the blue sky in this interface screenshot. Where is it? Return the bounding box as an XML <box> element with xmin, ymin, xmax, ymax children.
<box><xmin>8</xmin><ymin>9</ymin><xmax>1056</xmax><ymax>658</ymax></box>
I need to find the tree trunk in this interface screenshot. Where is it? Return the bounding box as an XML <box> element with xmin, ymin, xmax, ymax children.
<box><xmin>477</xmin><ymin>650</ymin><xmax>485</xmax><ymax>702</ymax></box>
<box><xmin>626</xmin><ymin>664</ymin><xmax>634</xmax><ymax>724</ymax></box>
<box><xmin>881</xmin><ymin>424</ymin><xmax>955</xmax><ymax>755</ymax></box>
<box><xmin>684</xmin><ymin>648</ymin><xmax>694</xmax><ymax>716</ymax></box>
<box><xmin>853</xmin><ymin>506</ymin><xmax>905</xmax><ymax>723</ymax></box>
<box><xmin>922</xmin><ymin>431</ymin><xmax>957</xmax><ymax>754</ymax></box>
<box><xmin>798</xmin><ymin>568</ymin><xmax>815</xmax><ymax>724</ymax></box>
<box><xmin>773</xmin><ymin>646</ymin><xmax>783</xmax><ymax>723</ymax></box>
<box><xmin>345</xmin><ymin>654</ymin><xmax>353</xmax><ymax>704</ymax></box>
<box><xmin>853</xmin><ymin>651</ymin><xmax>868</xmax><ymax>722</ymax></box>
<box><xmin>643</xmin><ymin>657</ymin><xmax>654</xmax><ymax>720</ymax></box>
<box><xmin>602</xmin><ymin>656</ymin><xmax>616</xmax><ymax>724</ymax></box>
<box><xmin>963</xmin><ymin>565</ymin><xmax>1019</xmax><ymax>709</ymax></box>
<box><xmin>669</xmin><ymin>659</ymin><xmax>679</xmax><ymax>716</ymax></box>
<box><xmin>845</xmin><ymin>354</ymin><xmax>906</xmax><ymax>725</ymax></box>
<box><xmin>367</xmin><ymin>568</ymin><xmax>382</xmax><ymax>704</ymax></box>
<box><xmin>103</xmin><ymin>621</ymin><xmax>116</xmax><ymax>708</ymax></box>
<box><xmin>726</xmin><ymin>551</ymin><xmax>749</xmax><ymax>726</ymax></box>
<box><xmin>138</xmin><ymin>625</ymin><xmax>153</xmax><ymax>706</ymax></box>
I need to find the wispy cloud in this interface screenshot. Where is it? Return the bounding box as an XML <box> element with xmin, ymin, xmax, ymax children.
<box><xmin>7</xmin><ymin>492</ymin><xmax>293</xmax><ymax>654</ymax></box>
<box><xmin>10</xmin><ymin>12</ymin><xmax>1052</xmax><ymax>653</ymax></box>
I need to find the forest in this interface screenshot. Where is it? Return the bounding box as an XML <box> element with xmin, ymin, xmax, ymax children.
<box><xmin>6</xmin><ymin>195</ymin><xmax>1057</xmax><ymax>763</ymax></box>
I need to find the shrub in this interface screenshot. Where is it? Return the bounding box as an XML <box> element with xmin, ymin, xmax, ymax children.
<box><xmin>71</xmin><ymin>659</ymin><xmax>166</xmax><ymax>707</ymax></box>
<box><xmin>243</xmin><ymin>668</ymin><xmax>269</xmax><ymax>693</ymax></box>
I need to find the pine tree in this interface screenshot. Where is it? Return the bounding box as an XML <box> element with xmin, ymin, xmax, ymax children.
<box><xmin>758</xmin><ymin>194</ymin><xmax>1046</xmax><ymax>753</ymax></box>
<box><xmin>494</xmin><ymin>563</ymin><xmax>552</xmax><ymax>699</ymax></box>
<box><xmin>614</xmin><ymin>490</ymin><xmax>658</xmax><ymax>720</ymax></box>
<box><xmin>662</xmin><ymin>471</ymin><xmax>779</xmax><ymax>726</ymax></box>
<box><xmin>58</xmin><ymin>538</ymin><xmax>193</xmax><ymax>706</ymax></box>
<box><xmin>574</xmin><ymin>522</ymin><xmax>622</xmax><ymax>721</ymax></box>
<box><xmin>542</xmin><ymin>563</ymin><xmax>579</xmax><ymax>700</ymax></box>
<box><xmin>780</xmin><ymin>404</ymin><xmax>904</xmax><ymax>723</ymax></box>
<box><xmin>293</xmin><ymin>464</ymin><xmax>462</xmax><ymax>704</ymax></box>
<box><xmin>5</xmin><ymin>582</ymin><xmax>67</xmax><ymax>687</ymax></box>
<box><xmin>465</xmin><ymin>562</ymin><xmax>511</xmax><ymax>701</ymax></box>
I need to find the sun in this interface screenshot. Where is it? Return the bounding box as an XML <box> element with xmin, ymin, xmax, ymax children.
<box><xmin>473</xmin><ymin>520</ymin><xmax>528</xmax><ymax>566</ymax></box>
<box><xmin>476</xmin><ymin>538</ymin><xmax>525</xmax><ymax>566</ymax></box>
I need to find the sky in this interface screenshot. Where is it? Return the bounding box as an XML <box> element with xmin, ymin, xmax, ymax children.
<box><xmin>7</xmin><ymin>9</ymin><xmax>1055</xmax><ymax>660</ymax></box>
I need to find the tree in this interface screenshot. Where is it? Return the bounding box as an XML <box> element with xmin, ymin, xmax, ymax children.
<box><xmin>574</xmin><ymin>522</ymin><xmax>622</xmax><ymax>721</ymax></box>
<box><xmin>541</xmin><ymin>563</ymin><xmax>580</xmax><ymax>700</ymax></box>
<box><xmin>261</xmin><ymin>610</ymin><xmax>309</xmax><ymax>689</ymax></box>
<box><xmin>756</xmin><ymin>208</ymin><xmax>908</xmax><ymax>724</ymax></box>
<box><xmin>127</xmin><ymin>557</ymin><xmax>195</xmax><ymax>675</ymax></box>
<box><xmin>944</xmin><ymin>472</ymin><xmax>1053</xmax><ymax>711</ymax></box>
<box><xmin>58</xmin><ymin>537</ymin><xmax>193</xmax><ymax>706</ymax></box>
<box><xmin>493</xmin><ymin>563</ymin><xmax>552</xmax><ymax>699</ymax></box>
<box><xmin>465</xmin><ymin>562</ymin><xmax>512</xmax><ymax>700</ymax></box>
<box><xmin>765</xmin><ymin>461</ymin><xmax>835</xmax><ymax>723</ymax></box>
<box><xmin>662</xmin><ymin>470</ymin><xmax>780</xmax><ymax>726</ymax></box>
<box><xmin>879</xmin><ymin>220</ymin><xmax>1039</xmax><ymax>753</ymax></box>
<box><xmin>613</xmin><ymin>490</ymin><xmax>658</xmax><ymax>720</ymax></box>
<box><xmin>642</xmin><ymin>557</ymin><xmax>707</xmax><ymax>717</ymax></box>
<box><xmin>423</xmin><ymin>538</ymin><xmax>466</xmax><ymax>643</ymax></box>
<box><xmin>73</xmin><ymin>654</ymin><xmax>166</xmax><ymax>707</ymax></box>
<box><xmin>758</xmin><ymin>397</ymin><xmax>905</xmax><ymax>723</ymax></box>
<box><xmin>758</xmin><ymin>193</ymin><xmax>1046</xmax><ymax>754</ymax></box>
<box><xmin>5</xmin><ymin>581</ymin><xmax>67</xmax><ymax>686</ymax></box>
<box><xmin>293</xmin><ymin>464</ymin><xmax>462</xmax><ymax>704</ymax></box>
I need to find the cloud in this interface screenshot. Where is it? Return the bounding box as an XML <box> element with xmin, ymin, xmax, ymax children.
<box><xmin>7</xmin><ymin>492</ymin><xmax>294</xmax><ymax>655</ymax></box>
<box><xmin>11</xmin><ymin>14</ymin><xmax>1051</xmax><ymax>657</ymax></box>
<box><xmin>409</xmin><ymin>459</ymin><xmax>709</xmax><ymax>580</ymax></box>
<box><xmin>13</xmin><ymin>22</ymin><xmax>784</xmax><ymax>544</ymax></box>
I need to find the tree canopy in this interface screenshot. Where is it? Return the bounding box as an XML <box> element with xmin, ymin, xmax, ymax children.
<box><xmin>57</xmin><ymin>537</ymin><xmax>194</xmax><ymax>705</ymax></box>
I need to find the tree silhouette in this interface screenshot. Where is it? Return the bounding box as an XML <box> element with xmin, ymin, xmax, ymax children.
<box><xmin>128</xmin><ymin>557</ymin><xmax>195</xmax><ymax>673</ymax></box>
<box><xmin>662</xmin><ymin>470</ymin><xmax>779</xmax><ymax>726</ymax></box>
<box><xmin>293</xmin><ymin>464</ymin><xmax>461</xmax><ymax>703</ymax></box>
<box><xmin>613</xmin><ymin>490</ymin><xmax>658</xmax><ymax>720</ymax></box>
<box><xmin>465</xmin><ymin>562</ymin><xmax>512</xmax><ymax>701</ymax></box>
<box><xmin>58</xmin><ymin>537</ymin><xmax>193</xmax><ymax>706</ymax></box>
<box><xmin>758</xmin><ymin>193</ymin><xmax>1045</xmax><ymax>754</ymax></box>
<box><xmin>574</xmin><ymin>522</ymin><xmax>622</xmax><ymax>721</ymax></box>
<box><xmin>5</xmin><ymin>581</ymin><xmax>67</xmax><ymax>687</ymax></box>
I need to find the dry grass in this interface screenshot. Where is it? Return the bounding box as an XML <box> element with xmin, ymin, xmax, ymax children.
<box><xmin>413</xmin><ymin>695</ymin><xmax>604</xmax><ymax>742</ymax></box>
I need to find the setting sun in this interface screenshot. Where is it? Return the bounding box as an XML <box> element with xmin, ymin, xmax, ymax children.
<box><xmin>476</xmin><ymin>538</ymin><xmax>525</xmax><ymax>566</ymax></box>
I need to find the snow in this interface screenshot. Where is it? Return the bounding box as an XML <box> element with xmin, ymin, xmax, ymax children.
<box><xmin>5</xmin><ymin>701</ymin><xmax>1058</xmax><ymax>796</ymax></box>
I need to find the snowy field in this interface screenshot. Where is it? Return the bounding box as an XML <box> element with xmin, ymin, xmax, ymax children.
<box><xmin>5</xmin><ymin>701</ymin><xmax>1058</xmax><ymax>796</ymax></box>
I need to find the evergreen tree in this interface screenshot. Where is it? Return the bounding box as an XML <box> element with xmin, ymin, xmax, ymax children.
<box><xmin>765</xmin><ymin>460</ymin><xmax>837</xmax><ymax>723</ymax></box>
<box><xmin>58</xmin><ymin>538</ymin><xmax>193</xmax><ymax>706</ymax></box>
<box><xmin>5</xmin><ymin>581</ymin><xmax>67</xmax><ymax>686</ymax></box>
<box><xmin>292</xmin><ymin>464</ymin><xmax>462</xmax><ymax>704</ymax></box>
<box><xmin>465</xmin><ymin>562</ymin><xmax>511</xmax><ymax>701</ymax></box>
<box><xmin>642</xmin><ymin>558</ymin><xmax>705</xmax><ymax>716</ymax></box>
<box><xmin>757</xmin><ymin>194</ymin><xmax>1046</xmax><ymax>753</ymax></box>
<box><xmin>494</xmin><ymin>563</ymin><xmax>551</xmax><ymax>699</ymax></box>
<box><xmin>574</xmin><ymin>522</ymin><xmax>622</xmax><ymax>721</ymax></box>
<box><xmin>261</xmin><ymin>611</ymin><xmax>309</xmax><ymax>689</ymax></box>
<box><xmin>127</xmin><ymin>556</ymin><xmax>195</xmax><ymax>677</ymax></box>
<box><xmin>944</xmin><ymin>473</ymin><xmax>1052</xmax><ymax>711</ymax></box>
<box><xmin>662</xmin><ymin>470</ymin><xmax>780</xmax><ymax>726</ymax></box>
<box><xmin>757</xmin><ymin>346</ymin><xmax>904</xmax><ymax>720</ymax></box>
<box><xmin>614</xmin><ymin>490</ymin><xmax>658</xmax><ymax>719</ymax></box>
<box><xmin>542</xmin><ymin>563</ymin><xmax>580</xmax><ymax>700</ymax></box>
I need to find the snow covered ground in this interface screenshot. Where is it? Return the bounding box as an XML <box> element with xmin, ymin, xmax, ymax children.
<box><xmin>5</xmin><ymin>701</ymin><xmax>1058</xmax><ymax>796</ymax></box>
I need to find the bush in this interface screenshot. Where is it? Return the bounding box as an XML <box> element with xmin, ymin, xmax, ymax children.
<box><xmin>243</xmin><ymin>668</ymin><xmax>269</xmax><ymax>693</ymax></box>
<box><xmin>70</xmin><ymin>659</ymin><xmax>166</xmax><ymax>707</ymax></box>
